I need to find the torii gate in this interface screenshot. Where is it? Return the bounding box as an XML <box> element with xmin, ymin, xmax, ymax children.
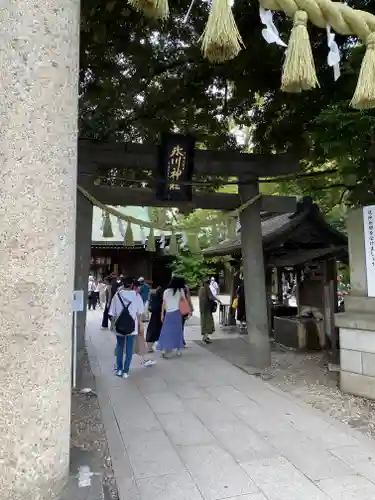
<box><xmin>75</xmin><ymin>139</ymin><xmax>297</xmax><ymax>380</ymax></box>
<box><xmin>3</xmin><ymin>1</ymin><xmax>371</xmax><ymax>498</ymax></box>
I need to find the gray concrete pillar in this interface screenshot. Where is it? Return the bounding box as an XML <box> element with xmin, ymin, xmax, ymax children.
<box><xmin>74</xmin><ymin>192</ymin><xmax>94</xmax><ymax>387</ymax></box>
<box><xmin>0</xmin><ymin>2</ymin><xmax>80</xmax><ymax>499</ymax></box>
<box><xmin>239</xmin><ymin>182</ymin><xmax>271</xmax><ymax>368</ymax></box>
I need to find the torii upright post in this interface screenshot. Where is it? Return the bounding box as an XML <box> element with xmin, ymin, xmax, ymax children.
<box><xmin>238</xmin><ymin>180</ymin><xmax>271</xmax><ymax>368</ymax></box>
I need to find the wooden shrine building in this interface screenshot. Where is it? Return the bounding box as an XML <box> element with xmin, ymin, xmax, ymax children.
<box><xmin>90</xmin><ymin>205</ymin><xmax>174</xmax><ymax>287</ymax></box>
<box><xmin>203</xmin><ymin>198</ymin><xmax>348</xmax><ymax>358</ymax></box>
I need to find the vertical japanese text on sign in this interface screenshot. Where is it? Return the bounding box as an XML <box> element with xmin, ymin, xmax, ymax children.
<box><xmin>156</xmin><ymin>133</ymin><xmax>195</xmax><ymax>202</ymax></box>
<box><xmin>363</xmin><ymin>206</ymin><xmax>375</xmax><ymax>297</ymax></box>
<box><xmin>168</xmin><ymin>145</ymin><xmax>187</xmax><ymax>190</ymax></box>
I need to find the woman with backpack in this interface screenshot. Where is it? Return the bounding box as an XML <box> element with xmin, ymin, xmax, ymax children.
<box><xmin>109</xmin><ymin>277</ymin><xmax>145</xmax><ymax>378</ymax></box>
<box><xmin>146</xmin><ymin>285</ymin><xmax>164</xmax><ymax>352</ymax></box>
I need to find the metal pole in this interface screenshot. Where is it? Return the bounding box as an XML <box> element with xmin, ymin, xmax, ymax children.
<box><xmin>73</xmin><ymin>311</ymin><xmax>78</xmax><ymax>388</ymax></box>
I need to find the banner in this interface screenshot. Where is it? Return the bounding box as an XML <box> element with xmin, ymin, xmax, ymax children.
<box><xmin>156</xmin><ymin>133</ymin><xmax>195</xmax><ymax>202</ymax></box>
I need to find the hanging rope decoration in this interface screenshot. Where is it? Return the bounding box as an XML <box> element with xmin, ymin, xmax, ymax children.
<box><xmin>146</xmin><ymin>227</ymin><xmax>156</xmax><ymax>252</ymax></box>
<box><xmin>226</xmin><ymin>217</ymin><xmax>237</xmax><ymax>240</ymax></box>
<box><xmin>211</xmin><ymin>224</ymin><xmax>219</xmax><ymax>246</ymax></box>
<box><xmin>124</xmin><ymin>221</ymin><xmax>135</xmax><ymax>247</ymax></box>
<box><xmin>259</xmin><ymin>0</ymin><xmax>375</xmax><ymax>108</ymax></box>
<box><xmin>78</xmin><ymin>186</ymin><xmax>261</xmax><ymax>253</ymax></box>
<box><xmin>351</xmin><ymin>32</ymin><xmax>375</xmax><ymax>109</ymax></box>
<box><xmin>168</xmin><ymin>231</ymin><xmax>179</xmax><ymax>255</ymax></box>
<box><xmin>281</xmin><ymin>10</ymin><xmax>319</xmax><ymax>92</ymax></box>
<box><xmin>200</xmin><ymin>0</ymin><xmax>244</xmax><ymax>63</ymax></box>
<box><xmin>128</xmin><ymin>0</ymin><xmax>169</xmax><ymax>19</ymax></box>
<box><xmin>188</xmin><ymin>232</ymin><xmax>201</xmax><ymax>253</ymax></box>
<box><xmin>102</xmin><ymin>211</ymin><xmax>114</xmax><ymax>238</ymax></box>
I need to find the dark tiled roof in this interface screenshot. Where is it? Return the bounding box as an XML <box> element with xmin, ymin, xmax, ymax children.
<box><xmin>203</xmin><ymin>212</ymin><xmax>296</xmax><ymax>257</ymax></box>
<box><xmin>203</xmin><ymin>200</ymin><xmax>348</xmax><ymax>258</ymax></box>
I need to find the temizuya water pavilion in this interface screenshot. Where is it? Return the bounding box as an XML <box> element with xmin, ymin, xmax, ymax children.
<box><xmin>4</xmin><ymin>0</ymin><xmax>375</xmax><ymax>498</ymax></box>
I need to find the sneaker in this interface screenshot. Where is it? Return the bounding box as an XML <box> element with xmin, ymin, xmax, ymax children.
<box><xmin>176</xmin><ymin>351</ymin><xmax>182</xmax><ymax>357</ymax></box>
<box><xmin>122</xmin><ymin>372</ymin><xmax>129</xmax><ymax>379</ymax></box>
<box><xmin>115</xmin><ymin>370</ymin><xmax>122</xmax><ymax>377</ymax></box>
<box><xmin>143</xmin><ymin>359</ymin><xmax>156</xmax><ymax>367</ymax></box>
<box><xmin>203</xmin><ymin>336</ymin><xmax>212</xmax><ymax>344</ymax></box>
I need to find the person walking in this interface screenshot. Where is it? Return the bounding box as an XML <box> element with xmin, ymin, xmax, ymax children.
<box><xmin>158</xmin><ymin>276</ymin><xmax>190</xmax><ymax>358</ymax></box>
<box><xmin>109</xmin><ymin>277</ymin><xmax>144</xmax><ymax>379</ymax></box>
<box><xmin>199</xmin><ymin>278</ymin><xmax>221</xmax><ymax>344</ymax></box>
<box><xmin>88</xmin><ymin>275</ymin><xmax>97</xmax><ymax>310</ymax></box>
<box><xmin>146</xmin><ymin>285</ymin><xmax>164</xmax><ymax>352</ymax></box>
<box><xmin>98</xmin><ymin>279</ymin><xmax>106</xmax><ymax>308</ymax></box>
<box><xmin>101</xmin><ymin>278</ymin><xmax>111</xmax><ymax>329</ymax></box>
<box><xmin>139</xmin><ymin>277</ymin><xmax>150</xmax><ymax>322</ymax></box>
<box><xmin>236</xmin><ymin>281</ymin><xmax>246</xmax><ymax>330</ymax></box>
<box><xmin>210</xmin><ymin>276</ymin><xmax>219</xmax><ymax>297</ymax></box>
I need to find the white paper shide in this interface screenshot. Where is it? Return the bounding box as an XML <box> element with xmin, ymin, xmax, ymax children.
<box><xmin>363</xmin><ymin>206</ymin><xmax>375</xmax><ymax>296</ymax></box>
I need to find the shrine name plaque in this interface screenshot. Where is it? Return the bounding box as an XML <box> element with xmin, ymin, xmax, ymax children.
<box><xmin>156</xmin><ymin>133</ymin><xmax>195</xmax><ymax>202</ymax></box>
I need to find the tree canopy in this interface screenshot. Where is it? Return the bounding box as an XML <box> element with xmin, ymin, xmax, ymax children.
<box><xmin>80</xmin><ymin>0</ymin><xmax>375</xmax><ymax>212</ymax></box>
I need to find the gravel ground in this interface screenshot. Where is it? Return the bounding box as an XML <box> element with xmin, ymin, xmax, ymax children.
<box><xmin>70</xmin><ymin>351</ymin><xmax>119</xmax><ymax>500</ymax></box>
<box><xmin>263</xmin><ymin>343</ymin><xmax>375</xmax><ymax>438</ymax></box>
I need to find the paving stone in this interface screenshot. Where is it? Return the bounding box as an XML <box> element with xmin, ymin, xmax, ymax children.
<box><xmin>178</xmin><ymin>443</ymin><xmax>259</xmax><ymax>500</ymax></box>
<box><xmin>126</xmin><ymin>430</ymin><xmax>186</xmax><ymax>479</ymax></box>
<box><xmin>158</xmin><ymin>411</ymin><xmax>215</xmax><ymax>446</ymax></box>
<box><xmin>317</xmin><ymin>474</ymin><xmax>375</xmax><ymax>500</ymax></box>
<box><xmin>240</xmin><ymin>456</ymin><xmax>330</xmax><ymax>500</ymax></box>
<box><xmin>136</xmin><ymin>472</ymin><xmax>204</xmax><ymax>500</ymax></box>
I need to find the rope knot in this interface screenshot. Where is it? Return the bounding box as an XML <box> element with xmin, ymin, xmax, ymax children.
<box><xmin>293</xmin><ymin>10</ymin><xmax>308</xmax><ymax>27</ymax></box>
<box><xmin>367</xmin><ymin>32</ymin><xmax>375</xmax><ymax>48</ymax></box>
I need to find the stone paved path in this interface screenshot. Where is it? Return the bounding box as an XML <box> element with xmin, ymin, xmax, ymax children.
<box><xmin>86</xmin><ymin>310</ymin><xmax>375</xmax><ymax>500</ymax></box>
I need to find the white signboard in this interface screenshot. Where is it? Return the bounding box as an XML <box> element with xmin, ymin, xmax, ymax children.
<box><xmin>363</xmin><ymin>206</ymin><xmax>375</xmax><ymax>296</ymax></box>
<box><xmin>72</xmin><ymin>290</ymin><xmax>84</xmax><ymax>312</ymax></box>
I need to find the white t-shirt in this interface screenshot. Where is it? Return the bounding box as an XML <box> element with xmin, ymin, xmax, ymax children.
<box><xmin>109</xmin><ymin>290</ymin><xmax>144</xmax><ymax>335</ymax></box>
<box><xmin>163</xmin><ymin>288</ymin><xmax>185</xmax><ymax>312</ymax></box>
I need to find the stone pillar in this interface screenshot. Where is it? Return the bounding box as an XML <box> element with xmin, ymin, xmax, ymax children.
<box><xmin>239</xmin><ymin>182</ymin><xmax>270</xmax><ymax>368</ymax></box>
<box><xmin>0</xmin><ymin>2</ymin><xmax>80</xmax><ymax>499</ymax></box>
<box><xmin>335</xmin><ymin>208</ymin><xmax>375</xmax><ymax>399</ymax></box>
<box><xmin>74</xmin><ymin>192</ymin><xmax>93</xmax><ymax>387</ymax></box>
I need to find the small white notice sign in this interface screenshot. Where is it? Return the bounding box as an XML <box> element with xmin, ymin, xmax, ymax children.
<box><xmin>72</xmin><ymin>290</ymin><xmax>84</xmax><ymax>312</ymax></box>
<box><xmin>363</xmin><ymin>206</ymin><xmax>375</xmax><ymax>297</ymax></box>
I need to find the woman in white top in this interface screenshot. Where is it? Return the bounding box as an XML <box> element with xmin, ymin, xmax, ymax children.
<box><xmin>157</xmin><ymin>276</ymin><xmax>190</xmax><ymax>357</ymax></box>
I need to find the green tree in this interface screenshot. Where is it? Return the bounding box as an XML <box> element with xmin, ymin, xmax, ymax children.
<box><xmin>169</xmin><ymin>251</ymin><xmax>217</xmax><ymax>290</ymax></box>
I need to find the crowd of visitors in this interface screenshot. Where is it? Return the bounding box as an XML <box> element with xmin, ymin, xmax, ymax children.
<box><xmin>87</xmin><ymin>273</ymin><xmax>235</xmax><ymax>378</ymax></box>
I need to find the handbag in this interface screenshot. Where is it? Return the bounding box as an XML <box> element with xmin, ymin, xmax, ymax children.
<box><xmin>210</xmin><ymin>301</ymin><xmax>218</xmax><ymax>313</ymax></box>
<box><xmin>133</xmin><ymin>333</ymin><xmax>148</xmax><ymax>355</ymax></box>
<box><xmin>179</xmin><ymin>295</ymin><xmax>191</xmax><ymax>316</ymax></box>
<box><xmin>232</xmin><ymin>297</ymin><xmax>238</xmax><ymax>309</ymax></box>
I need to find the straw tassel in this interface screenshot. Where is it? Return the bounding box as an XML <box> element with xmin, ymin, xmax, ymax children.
<box><xmin>200</xmin><ymin>0</ymin><xmax>244</xmax><ymax>63</ymax></box>
<box><xmin>102</xmin><ymin>212</ymin><xmax>114</xmax><ymax>238</ymax></box>
<box><xmin>146</xmin><ymin>227</ymin><xmax>156</xmax><ymax>252</ymax></box>
<box><xmin>227</xmin><ymin>217</ymin><xmax>237</xmax><ymax>239</ymax></box>
<box><xmin>128</xmin><ymin>0</ymin><xmax>169</xmax><ymax>19</ymax></box>
<box><xmin>124</xmin><ymin>221</ymin><xmax>134</xmax><ymax>247</ymax></box>
<box><xmin>281</xmin><ymin>10</ymin><xmax>319</xmax><ymax>93</ymax></box>
<box><xmin>351</xmin><ymin>33</ymin><xmax>375</xmax><ymax>109</ymax></box>
<box><xmin>211</xmin><ymin>224</ymin><xmax>219</xmax><ymax>245</ymax></box>
<box><xmin>188</xmin><ymin>233</ymin><xmax>200</xmax><ymax>253</ymax></box>
<box><xmin>169</xmin><ymin>232</ymin><xmax>178</xmax><ymax>256</ymax></box>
